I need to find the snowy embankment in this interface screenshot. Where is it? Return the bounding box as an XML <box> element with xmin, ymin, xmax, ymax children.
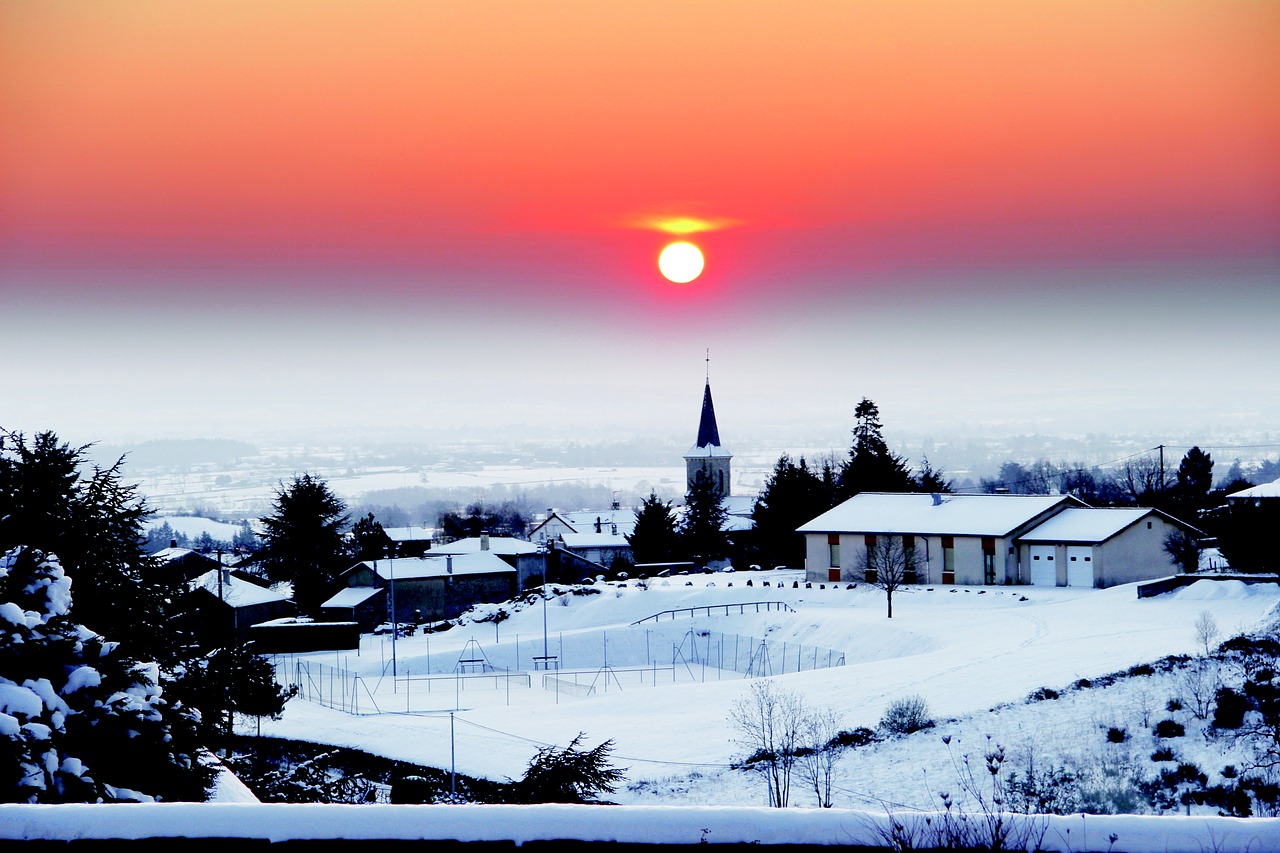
<box><xmin>2</xmin><ymin>802</ymin><xmax>1277</xmax><ymax>852</ymax></box>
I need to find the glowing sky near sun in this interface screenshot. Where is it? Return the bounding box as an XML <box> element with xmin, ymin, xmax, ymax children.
<box><xmin>2</xmin><ymin>2</ymin><xmax>1276</xmax><ymax>298</ymax></box>
<box><xmin>1</xmin><ymin>2</ymin><xmax>1278</xmax><ymax>444</ymax></box>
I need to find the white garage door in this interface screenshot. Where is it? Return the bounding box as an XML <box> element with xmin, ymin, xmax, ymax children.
<box><xmin>1029</xmin><ymin>545</ymin><xmax>1056</xmax><ymax>586</ymax></box>
<box><xmin>1067</xmin><ymin>545</ymin><xmax>1095</xmax><ymax>588</ymax></box>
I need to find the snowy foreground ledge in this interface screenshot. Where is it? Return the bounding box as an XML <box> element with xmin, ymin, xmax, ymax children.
<box><xmin>1</xmin><ymin>804</ymin><xmax>1277</xmax><ymax>853</ymax></box>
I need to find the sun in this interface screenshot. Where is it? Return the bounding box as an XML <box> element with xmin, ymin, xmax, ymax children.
<box><xmin>658</xmin><ymin>241</ymin><xmax>705</xmax><ymax>284</ymax></box>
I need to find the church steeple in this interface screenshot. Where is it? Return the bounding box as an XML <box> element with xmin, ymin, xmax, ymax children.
<box><xmin>684</xmin><ymin>357</ymin><xmax>732</xmax><ymax>498</ymax></box>
<box><xmin>694</xmin><ymin>381</ymin><xmax>722</xmax><ymax>449</ymax></box>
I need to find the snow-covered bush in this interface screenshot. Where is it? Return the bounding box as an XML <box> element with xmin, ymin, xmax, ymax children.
<box><xmin>0</xmin><ymin>546</ymin><xmax>214</xmax><ymax>802</ymax></box>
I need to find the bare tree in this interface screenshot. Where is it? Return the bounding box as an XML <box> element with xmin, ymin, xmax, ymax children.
<box><xmin>728</xmin><ymin>680</ymin><xmax>805</xmax><ymax>807</ymax></box>
<box><xmin>796</xmin><ymin>705</ymin><xmax>842</xmax><ymax>808</ymax></box>
<box><xmin>1194</xmin><ymin>610</ymin><xmax>1220</xmax><ymax>657</ymax></box>
<box><xmin>861</xmin><ymin>536</ymin><xmax>916</xmax><ymax>618</ymax></box>
<box><xmin>1117</xmin><ymin>455</ymin><xmax>1168</xmax><ymax>504</ymax></box>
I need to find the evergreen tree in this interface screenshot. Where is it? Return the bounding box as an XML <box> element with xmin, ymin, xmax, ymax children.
<box><xmin>516</xmin><ymin>732</ymin><xmax>625</xmax><ymax>804</ymax></box>
<box><xmin>1172</xmin><ymin>446</ymin><xmax>1214</xmax><ymax>522</ymax></box>
<box><xmin>0</xmin><ymin>430</ymin><xmax>179</xmax><ymax>665</ymax></box>
<box><xmin>626</xmin><ymin>492</ymin><xmax>681</xmax><ymax>565</ymax></box>
<box><xmin>351</xmin><ymin>512</ymin><xmax>394</xmax><ymax>560</ymax></box>
<box><xmin>169</xmin><ymin>641</ymin><xmax>297</xmax><ymax>746</ymax></box>
<box><xmin>836</xmin><ymin>398</ymin><xmax>915</xmax><ymax>500</ymax></box>
<box><xmin>751</xmin><ymin>454</ymin><xmax>828</xmax><ymax>568</ymax></box>
<box><xmin>913</xmin><ymin>456</ymin><xmax>953</xmax><ymax>494</ymax></box>
<box><xmin>258</xmin><ymin>474</ymin><xmax>351</xmax><ymax>614</ymax></box>
<box><xmin>0</xmin><ymin>546</ymin><xmax>215</xmax><ymax>802</ymax></box>
<box><xmin>680</xmin><ymin>470</ymin><xmax>730</xmax><ymax>566</ymax></box>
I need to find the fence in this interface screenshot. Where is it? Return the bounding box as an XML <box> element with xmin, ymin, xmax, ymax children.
<box><xmin>674</xmin><ymin>628</ymin><xmax>845</xmax><ymax>677</ymax></box>
<box><xmin>285</xmin><ymin>659</ymin><xmax>382</xmax><ymax>715</ymax></box>
<box><xmin>631</xmin><ymin>600</ymin><xmax>795</xmax><ymax>624</ymax></box>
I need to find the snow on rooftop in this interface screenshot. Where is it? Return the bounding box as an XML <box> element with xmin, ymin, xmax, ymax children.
<box><xmin>684</xmin><ymin>443</ymin><xmax>733</xmax><ymax>458</ymax></box>
<box><xmin>190</xmin><ymin>569</ymin><xmax>289</xmax><ymax>607</ymax></box>
<box><xmin>1019</xmin><ymin>507</ymin><xmax>1156</xmax><ymax>543</ymax></box>
<box><xmin>798</xmin><ymin>492</ymin><xmax>1077</xmax><ymax>537</ymax></box>
<box><xmin>322</xmin><ymin>586</ymin><xmax>383</xmax><ymax>608</ymax></box>
<box><xmin>383</xmin><ymin>526</ymin><xmax>434</xmax><ymax>542</ymax></box>
<box><xmin>1227</xmin><ymin>476</ymin><xmax>1280</xmax><ymax>499</ymax></box>
<box><xmin>430</xmin><ymin>536</ymin><xmax>538</xmax><ymax>556</ymax></box>
<box><xmin>560</xmin><ymin>532</ymin><xmax>629</xmax><ymax>548</ymax></box>
<box><xmin>360</xmin><ymin>552</ymin><xmax>515</xmax><ymax>581</ymax></box>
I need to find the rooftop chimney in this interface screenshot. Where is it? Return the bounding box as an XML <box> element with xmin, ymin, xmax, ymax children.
<box><xmin>170</xmin><ymin>538</ymin><xmax>177</xmax><ymax>549</ymax></box>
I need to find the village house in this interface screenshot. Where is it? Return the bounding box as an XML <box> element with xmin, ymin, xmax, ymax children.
<box><xmin>799</xmin><ymin>492</ymin><xmax>1196</xmax><ymax>588</ymax></box>
<box><xmin>329</xmin><ymin>551</ymin><xmax>517</xmax><ymax>624</ymax></box>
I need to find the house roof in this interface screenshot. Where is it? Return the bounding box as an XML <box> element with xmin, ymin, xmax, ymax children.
<box><xmin>561</xmin><ymin>532</ymin><xmax>630</xmax><ymax>549</ymax></box>
<box><xmin>321</xmin><ymin>586</ymin><xmax>384</xmax><ymax>608</ymax></box>
<box><xmin>1226</xmin><ymin>477</ymin><xmax>1280</xmax><ymax>500</ymax></box>
<box><xmin>797</xmin><ymin>492</ymin><xmax>1082</xmax><ymax>537</ymax></box>
<box><xmin>357</xmin><ymin>551</ymin><xmax>515</xmax><ymax>581</ymax></box>
<box><xmin>430</xmin><ymin>536</ymin><xmax>538</xmax><ymax>556</ymax></box>
<box><xmin>383</xmin><ymin>526</ymin><xmax>435</xmax><ymax>542</ymax></box>
<box><xmin>1018</xmin><ymin>508</ymin><xmax>1186</xmax><ymax>544</ymax></box>
<box><xmin>190</xmin><ymin>569</ymin><xmax>290</xmax><ymax>607</ymax></box>
<box><xmin>560</xmin><ymin>509</ymin><xmax>638</xmax><ymax>537</ymax></box>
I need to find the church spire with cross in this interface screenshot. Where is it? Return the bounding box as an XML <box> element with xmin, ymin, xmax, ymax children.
<box><xmin>684</xmin><ymin>350</ymin><xmax>732</xmax><ymax>498</ymax></box>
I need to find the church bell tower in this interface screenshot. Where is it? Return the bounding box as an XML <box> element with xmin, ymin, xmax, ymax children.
<box><xmin>684</xmin><ymin>360</ymin><xmax>732</xmax><ymax>498</ymax></box>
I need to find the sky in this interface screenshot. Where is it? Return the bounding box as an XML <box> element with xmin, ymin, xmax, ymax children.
<box><xmin>3</xmin><ymin>2</ymin><xmax>1278</xmax><ymax>447</ymax></box>
<box><xmin>6</xmin><ymin>573</ymin><xmax>1280</xmax><ymax>850</ymax></box>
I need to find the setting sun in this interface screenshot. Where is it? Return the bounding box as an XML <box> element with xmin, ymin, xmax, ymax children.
<box><xmin>658</xmin><ymin>241</ymin><xmax>705</xmax><ymax>283</ymax></box>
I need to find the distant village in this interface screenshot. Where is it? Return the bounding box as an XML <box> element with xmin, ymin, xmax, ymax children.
<box><xmin>144</xmin><ymin>379</ymin><xmax>1280</xmax><ymax>654</ymax></box>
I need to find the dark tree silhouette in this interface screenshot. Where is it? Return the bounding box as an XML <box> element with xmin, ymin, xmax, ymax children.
<box><xmin>837</xmin><ymin>398</ymin><xmax>915</xmax><ymax>499</ymax></box>
<box><xmin>752</xmin><ymin>454</ymin><xmax>828</xmax><ymax>568</ymax></box>
<box><xmin>681</xmin><ymin>470</ymin><xmax>730</xmax><ymax>566</ymax></box>
<box><xmin>258</xmin><ymin>473</ymin><xmax>351</xmax><ymax>614</ymax></box>
<box><xmin>351</xmin><ymin>512</ymin><xmax>394</xmax><ymax>560</ymax></box>
<box><xmin>626</xmin><ymin>491</ymin><xmax>681</xmax><ymax>565</ymax></box>
<box><xmin>0</xmin><ymin>429</ymin><xmax>179</xmax><ymax>664</ymax></box>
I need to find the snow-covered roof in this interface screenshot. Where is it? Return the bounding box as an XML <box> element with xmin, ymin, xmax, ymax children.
<box><xmin>189</xmin><ymin>569</ymin><xmax>290</xmax><ymax>607</ymax></box>
<box><xmin>358</xmin><ymin>552</ymin><xmax>515</xmax><ymax>581</ymax></box>
<box><xmin>151</xmin><ymin>546</ymin><xmax>198</xmax><ymax>562</ymax></box>
<box><xmin>684</xmin><ymin>443</ymin><xmax>733</xmax><ymax>459</ymax></box>
<box><xmin>321</xmin><ymin>586</ymin><xmax>384</xmax><ymax>608</ymax></box>
<box><xmin>561</xmin><ymin>532</ymin><xmax>630</xmax><ymax>549</ymax></box>
<box><xmin>383</xmin><ymin>525</ymin><xmax>435</xmax><ymax>542</ymax></box>
<box><xmin>1019</xmin><ymin>508</ymin><xmax>1161</xmax><ymax>544</ymax></box>
<box><xmin>1226</xmin><ymin>477</ymin><xmax>1280</xmax><ymax>499</ymax></box>
<box><xmin>560</xmin><ymin>509</ymin><xmax>638</xmax><ymax>537</ymax></box>
<box><xmin>430</xmin><ymin>536</ymin><xmax>538</xmax><ymax>556</ymax></box>
<box><xmin>722</xmin><ymin>495</ymin><xmax>755</xmax><ymax>517</ymax></box>
<box><xmin>797</xmin><ymin>492</ymin><xmax>1080</xmax><ymax>537</ymax></box>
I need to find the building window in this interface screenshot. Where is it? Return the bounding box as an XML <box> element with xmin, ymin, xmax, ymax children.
<box><xmin>984</xmin><ymin>552</ymin><xmax>996</xmax><ymax>584</ymax></box>
<box><xmin>827</xmin><ymin>534</ymin><xmax>840</xmax><ymax>568</ymax></box>
<box><xmin>942</xmin><ymin>536</ymin><xmax>955</xmax><ymax>582</ymax></box>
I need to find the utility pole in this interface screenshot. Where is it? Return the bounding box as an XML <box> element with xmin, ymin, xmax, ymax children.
<box><xmin>450</xmin><ymin>710</ymin><xmax>456</xmax><ymax>801</ymax></box>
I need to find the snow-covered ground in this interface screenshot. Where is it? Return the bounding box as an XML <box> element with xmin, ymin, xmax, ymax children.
<box><xmin>257</xmin><ymin>571</ymin><xmax>1280</xmax><ymax>815</ymax></box>
<box><xmin>8</xmin><ymin>571</ymin><xmax>1280</xmax><ymax>851</ymax></box>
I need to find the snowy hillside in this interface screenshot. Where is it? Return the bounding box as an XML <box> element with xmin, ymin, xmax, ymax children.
<box><xmin>257</xmin><ymin>570</ymin><xmax>1280</xmax><ymax>816</ymax></box>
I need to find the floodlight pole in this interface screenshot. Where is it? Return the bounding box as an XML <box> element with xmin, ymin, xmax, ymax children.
<box><xmin>450</xmin><ymin>710</ymin><xmax>456</xmax><ymax>800</ymax></box>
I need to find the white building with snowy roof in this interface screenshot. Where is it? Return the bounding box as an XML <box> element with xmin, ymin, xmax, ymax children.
<box><xmin>1018</xmin><ymin>507</ymin><xmax>1201</xmax><ymax>588</ymax></box>
<box><xmin>799</xmin><ymin>492</ymin><xmax>1198</xmax><ymax>589</ymax></box>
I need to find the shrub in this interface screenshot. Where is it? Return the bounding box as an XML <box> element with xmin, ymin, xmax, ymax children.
<box><xmin>1027</xmin><ymin>687</ymin><xmax>1060</xmax><ymax>702</ymax></box>
<box><xmin>829</xmin><ymin>727</ymin><xmax>879</xmax><ymax>749</ymax></box>
<box><xmin>880</xmin><ymin>695</ymin><xmax>933</xmax><ymax>735</ymax></box>
<box><xmin>1153</xmin><ymin>719</ymin><xmax>1185</xmax><ymax>739</ymax></box>
<box><xmin>1166</xmin><ymin>698</ymin><xmax>1184</xmax><ymax>712</ymax></box>
<box><xmin>1151</xmin><ymin>747</ymin><xmax>1176</xmax><ymax>761</ymax></box>
<box><xmin>1212</xmin><ymin>687</ymin><xmax>1249</xmax><ymax>729</ymax></box>
<box><xmin>1106</xmin><ymin>727</ymin><xmax>1128</xmax><ymax>744</ymax></box>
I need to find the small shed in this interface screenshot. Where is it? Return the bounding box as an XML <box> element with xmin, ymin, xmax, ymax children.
<box><xmin>319</xmin><ymin>586</ymin><xmax>386</xmax><ymax>632</ymax></box>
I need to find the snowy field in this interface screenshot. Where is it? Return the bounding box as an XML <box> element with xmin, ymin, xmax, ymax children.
<box><xmin>7</xmin><ymin>570</ymin><xmax>1280</xmax><ymax>852</ymax></box>
<box><xmin>257</xmin><ymin>571</ymin><xmax>1280</xmax><ymax>815</ymax></box>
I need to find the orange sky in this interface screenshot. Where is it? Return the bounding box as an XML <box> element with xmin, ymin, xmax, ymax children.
<box><xmin>2</xmin><ymin>1</ymin><xmax>1278</xmax><ymax>305</ymax></box>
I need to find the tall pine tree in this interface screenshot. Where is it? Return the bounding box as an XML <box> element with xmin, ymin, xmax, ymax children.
<box><xmin>837</xmin><ymin>398</ymin><xmax>915</xmax><ymax>500</ymax></box>
<box><xmin>258</xmin><ymin>474</ymin><xmax>351</xmax><ymax>614</ymax></box>
<box><xmin>0</xmin><ymin>430</ymin><xmax>179</xmax><ymax>665</ymax></box>
<box><xmin>626</xmin><ymin>492</ymin><xmax>681</xmax><ymax>565</ymax></box>
<box><xmin>680</xmin><ymin>470</ymin><xmax>730</xmax><ymax>567</ymax></box>
<box><xmin>751</xmin><ymin>454</ymin><xmax>828</xmax><ymax>568</ymax></box>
